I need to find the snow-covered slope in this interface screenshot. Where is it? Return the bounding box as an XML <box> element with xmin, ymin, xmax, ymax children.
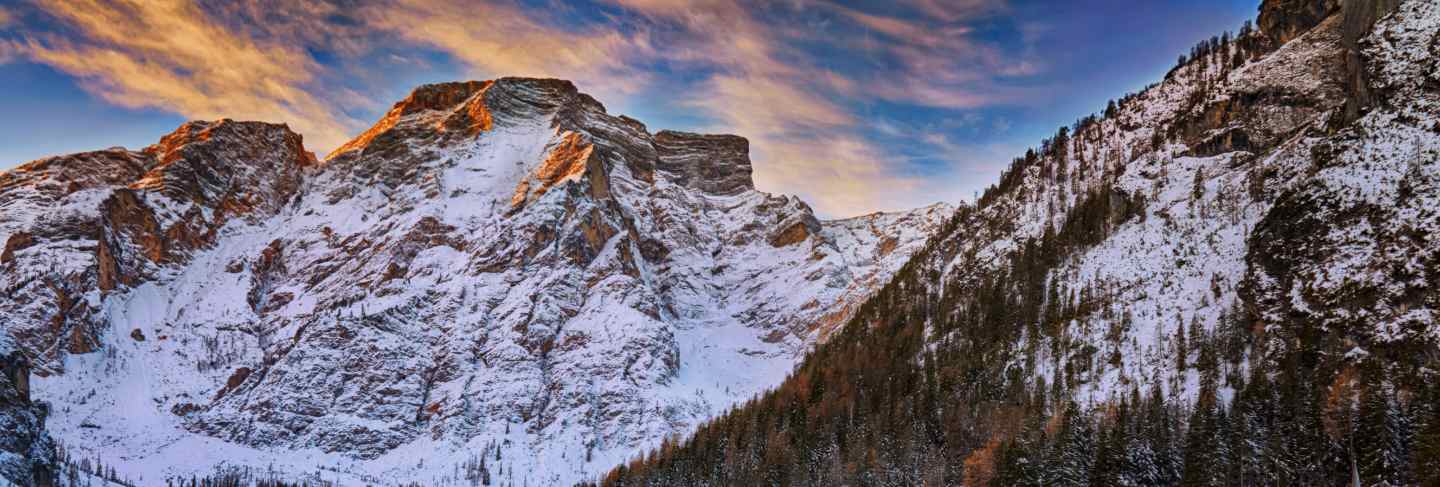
<box><xmin>0</xmin><ymin>78</ymin><xmax>950</xmax><ymax>485</ymax></box>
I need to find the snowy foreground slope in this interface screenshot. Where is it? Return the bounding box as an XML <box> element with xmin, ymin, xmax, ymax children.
<box><xmin>0</xmin><ymin>79</ymin><xmax>949</xmax><ymax>485</ymax></box>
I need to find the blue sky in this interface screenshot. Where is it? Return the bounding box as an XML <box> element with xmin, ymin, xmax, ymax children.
<box><xmin>0</xmin><ymin>0</ymin><xmax>1258</xmax><ymax>217</ymax></box>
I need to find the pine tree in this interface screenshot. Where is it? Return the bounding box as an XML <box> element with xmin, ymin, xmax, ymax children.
<box><xmin>1052</xmin><ymin>402</ymin><xmax>1095</xmax><ymax>486</ymax></box>
<box><xmin>1414</xmin><ymin>379</ymin><xmax>1440</xmax><ymax>486</ymax></box>
<box><xmin>1140</xmin><ymin>384</ymin><xmax>1181</xmax><ymax>486</ymax></box>
<box><xmin>1174</xmin><ymin>321</ymin><xmax>1188</xmax><ymax>371</ymax></box>
<box><xmin>1191</xmin><ymin>167</ymin><xmax>1206</xmax><ymax>201</ymax></box>
<box><xmin>1231</xmin><ymin>363</ymin><xmax>1276</xmax><ymax>486</ymax></box>
<box><xmin>1355</xmin><ymin>367</ymin><xmax>1411</xmax><ymax>486</ymax></box>
<box><xmin>1180</xmin><ymin>380</ymin><xmax>1227</xmax><ymax>487</ymax></box>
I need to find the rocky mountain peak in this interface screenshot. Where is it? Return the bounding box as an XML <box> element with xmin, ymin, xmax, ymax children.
<box><xmin>1</xmin><ymin>118</ymin><xmax>315</xmax><ymax>372</ymax></box>
<box><xmin>327</xmin><ymin>78</ymin><xmax>599</xmax><ymax>160</ymax></box>
<box><xmin>391</xmin><ymin>80</ymin><xmax>494</xmax><ymax>117</ymax></box>
<box><xmin>136</xmin><ymin>119</ymin><xmax>316</xmax><ymax>214</ymax></box>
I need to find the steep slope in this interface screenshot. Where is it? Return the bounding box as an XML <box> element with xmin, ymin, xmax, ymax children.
<box><xmin>599</xmin><ymin>0</ymin><xmax>1439</xmax><ymax>485</ymax></box>
<box><xmin>0</xmin><ymin>79</ymin><xmax>950</xmax><ymax>485</ymax></box>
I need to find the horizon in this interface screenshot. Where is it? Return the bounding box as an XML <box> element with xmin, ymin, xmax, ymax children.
<box><xmin>0</xmin><ymin>0</ymin><xmax>1256</xmax><ymax>217</ymax></box>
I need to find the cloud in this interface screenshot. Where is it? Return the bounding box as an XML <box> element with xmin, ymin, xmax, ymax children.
<box><xmin>362</xmin><ymin>0</ymin><xmax>655</xmax><ymax>103</ymax></box>
<box><xmin>830</xmin><ymin>3</ymin><xmax>1042</xmax><ymax>109</ymax></box>
<box><xmin>899</xmin><ymin>0</ymin><xmax>1007</xmax><ymax>23</ymax></box>
<box><xmin>5</xmin><ymin>0</ymin><xmax>659</xmax><ymax>151</ymax></box>
<box><xmin>9</xmin><ymin>0</ymin><xmax>359</xmax><ymax>151</ymax></box>
<box><xmin>684</xmin><ymin>72</ymin><xmax>924</xmax><ymax>215</ymax></box>
<box><xmin>3</xmin><ymin>0</ymin><xmax>1046</xmax><ymax>217</ymax></box>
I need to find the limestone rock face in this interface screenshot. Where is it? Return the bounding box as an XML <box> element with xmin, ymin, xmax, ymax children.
<box><xmin>654</xmin><ymin>131</ymin><xmax>754</xmax><ymax>196</ymax></box>
<box><xmin>1259</xmin><ymin>0</ymin><xmax>1342</xmax><ymax>45</ymax></box>
<box><xmin>2</xmin><ymin>77</ymin><xmax>951</xmax><ymax>485</ymax></box>
<box><xmin>1244</xmin><ymin>0</ymin><xmax>1440</xmax><ymax>371</ymax></box>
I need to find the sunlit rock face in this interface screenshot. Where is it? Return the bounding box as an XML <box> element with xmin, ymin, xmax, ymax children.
<box><xmin>1</xmin><ymin>77</ymin><xmax>951</xmax><ymax>485</ymax></box>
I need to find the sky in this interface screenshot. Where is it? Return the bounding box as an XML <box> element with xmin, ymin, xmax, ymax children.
<box><xmin>0</xmin><ymin>0</ymin><xmax>1258</xmax><ymax>218</ymax></box>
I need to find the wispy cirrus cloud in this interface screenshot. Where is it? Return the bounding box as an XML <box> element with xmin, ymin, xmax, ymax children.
<box><xmin>5</xmin><ymin>0</ymin><xmax>361</xmax><ymax>150</ymax></box>
<box><xmin>362</xmin><ymin>0</ymin><xmax>657</xmax><ymax>104</ymax></box>
<box><xmin>2</xmin><ymin>0</ymin><xmax>1049</xmax><ymax>216</ymax></box>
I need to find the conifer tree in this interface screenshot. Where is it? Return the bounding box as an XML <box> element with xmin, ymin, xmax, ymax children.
<box><xmin>1414</xmin><ymin>379</ymin><xmax>1440</xmax><ymax>486</ymax></box>
<box><xmin>1052</xmin><ymin>402</ymin><xmax>1095</xmax><ymax>487</ymax></box>
<box><xmin>1356</xmin><ymin>367</ymin><xmax>1411</xmax><ymax>486</ymax></box>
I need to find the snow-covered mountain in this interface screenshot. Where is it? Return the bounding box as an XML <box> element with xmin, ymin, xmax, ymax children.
<box><xmin>0</xmin><ymin>78</ymin><xmax>950</xmax><ymax>485</ymax></box>
<box><xmin>596</xmin><ymin>0</ymin><xmax>1440</xmax><ymax>485</ymax></box>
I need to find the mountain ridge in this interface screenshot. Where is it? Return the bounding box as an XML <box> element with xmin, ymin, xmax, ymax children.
<box><xmin>0</xmin><ymin>76</ymin><xmax>951</xmax><ymax>485</ymax></box>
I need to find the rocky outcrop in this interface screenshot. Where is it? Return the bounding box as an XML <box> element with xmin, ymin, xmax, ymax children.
<box><xmin>0</xmin><ymin>232</ymin><xmax>32</xmax><ymax>264</ymax></box>
<box><xmin>0</xmin><ymin>349</ymin><xmax>55</xmax><ymax>487</ymax></box>
<box><xmin>1259</xmin><ymin>0</ymin><xmax>1407</xmax><ymax>125</ymax></box>
<box><xmin>139</xmin><ymin>120</ymin><xmax>315</xmax><ymax>214</ymax></box>
<box><xmin>654</xmin><ymin>131</ymin><xmax>753</xmax><ymax>195</ymax></box>
<box><xmin>1259</xmin><ymin>0</ymin><xmax>1342</xmax><ymax>45</ymax></box>
<box><xmin>1338</xmin><ymin>0</ymin><xmax>1404</xmax><ymax>123</ymax></box>
<box><xmin>1177</xmin><ymin>12</ymin><xmax>1349</xmax><ymax>158</ymax></box>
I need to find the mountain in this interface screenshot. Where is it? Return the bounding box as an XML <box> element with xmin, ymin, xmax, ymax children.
<box><xmin>597</xmin><ymin>0</ymin><xmax>1440</xmax><ymax>485</ymax></box>
<box><xmin>0</xmin><ymin>79</ymin><xmax>950</xmax><ymax>485</ymax></box>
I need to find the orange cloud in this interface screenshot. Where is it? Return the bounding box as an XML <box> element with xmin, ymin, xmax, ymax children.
<box><xmin>364</xmin><ymin>0</ymin><xmax>654</xmax><ymax>104</ymax></box>
<box><xmin>681</xmin><ymin>73</ymin><xmax>917</xmax><ymax>216</ymax></box>
<box><xmin>10</xmin><ymin>0</ymin><xmax>359</xmax><ymax>151</ymax></box>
